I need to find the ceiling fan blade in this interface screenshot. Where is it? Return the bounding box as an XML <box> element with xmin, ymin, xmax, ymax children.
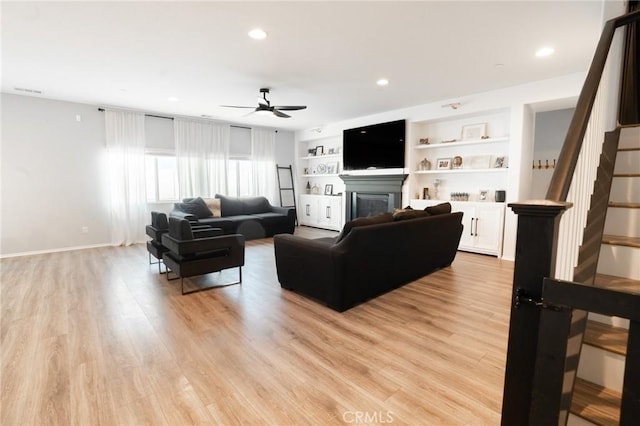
<box><xmin>272</xmin><ymin>109</ymin><xmax>291</xmax><ymax>118</ymax></box>
<box><xmin>220</xmin><ymin>105</ymin><xmax>255</xmax><ymax>109</ymax></box>
<box><xmin>272</xmin><ymin>105</ymin><xmax>307</xmax><ymax>111</ymax></box>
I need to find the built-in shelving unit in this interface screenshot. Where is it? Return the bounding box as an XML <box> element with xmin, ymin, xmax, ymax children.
<box><xmin>296</xmin><ymin>135</ymin><xmax>345</xmax><ymax>231</ymax></box>
<box><xmin>409</xmin><ymin>109</ymin><xmax>511</xmax><ymax>204</ymax></box>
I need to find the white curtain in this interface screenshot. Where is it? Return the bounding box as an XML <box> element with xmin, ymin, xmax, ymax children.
<box><xmin>175</xmin><ymin>118</ymin><xmax>230</xmax><ymax>198</ymax></box>
<box><xmin>105</xmin><ymin>110</ymin><xmax>147</xmax><ymax>246</ymax></box>
<box><xmin>251</xmin><ymin>128</ymin><xmax>277</xmax><ymax>203</ymax></box>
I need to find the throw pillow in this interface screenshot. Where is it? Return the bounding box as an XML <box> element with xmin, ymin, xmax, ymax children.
<box><xmin>203</xmin><ymin>198</ymin><xmax>221</xmax><ymax>217</ymax></box>
<box><xmin>392</xmin><ymin>208</ymin><xmax>430</xmax><ymax>221</ymax></box>
<box><xmin>177</xmin><ymin>197</ymin><xmax>213</xmax><ymax>219</ymax></box>
<box><xmin>335</xmin><ymin>213</ymin><xmax>393</xmax><ymax>243</ymax></box>
<box><xmin>424</xmin><ymin>202</ymin><xmax>452</xmax><ymax>216</ymax></box>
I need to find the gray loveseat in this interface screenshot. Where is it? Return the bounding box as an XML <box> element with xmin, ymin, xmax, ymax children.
<box><xmin>170</xmin><ymin>195</ymin><xmax>296</xmax><ymax>240</ymax></box>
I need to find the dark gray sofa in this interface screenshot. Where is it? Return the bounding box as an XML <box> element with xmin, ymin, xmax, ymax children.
<box><xmin>274</xmin><ymin>206</ymin><xmax>463</xmax><ymax>311</ymax></box>
<box><xmin>170</xmin><ymin>195</ymin><xmax>295</xmax><ymax>240</ymax></box>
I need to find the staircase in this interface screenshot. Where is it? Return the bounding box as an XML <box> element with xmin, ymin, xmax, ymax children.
<box><xmin>569</xmin><ymin>126</ymin><xmax>640</xmax><ymax>425</ymax></box>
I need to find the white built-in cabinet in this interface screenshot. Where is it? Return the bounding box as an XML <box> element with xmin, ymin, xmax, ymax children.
<box><xmin>299</xmin><ymin>194</ymin><xmax>343</xmax><ymax>231</ymax></box>
<box><xmin>411</xmin><ymin>199</ymin><xmax>505</xmax><ymax>256</ymax></box>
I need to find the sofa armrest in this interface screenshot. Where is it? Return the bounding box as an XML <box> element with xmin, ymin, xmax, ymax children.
<box><xmin>270</xmin><ymin>206</ymin><xmax>295</xmax><ymax>218</ymax></box>
<box><xmin>145</xmin><ymin>225</ymin><xmax>167</xmax><ymax>241</ymax></box>
<box><xmin>162</xmin><ymin>233</ymin><xmax>245</xmax><ymax>256</ymax></box>
<box><xmin>192</xmin><ymin>228</ymin><xmax>224</xmax><ymax>238</ymax></box>
<box><xmin>273</xmin><ymin>234</ymin><xmax>347</xmax><ymax>310</ymax></box>
<box><xmin>170</xmin><ymin>210</ymin><xmax>198</xmax><ymax>221</ymax></box>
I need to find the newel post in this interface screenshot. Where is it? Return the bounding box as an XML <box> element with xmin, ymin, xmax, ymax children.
<box><xmin>500</xmin><ymin>200</ymin><xmax>572</xmax><ymax>425</ymax></box>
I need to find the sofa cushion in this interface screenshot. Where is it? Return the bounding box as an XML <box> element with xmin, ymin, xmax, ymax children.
<box><xmin>424</xmin><ymin>202</ymin><xmax>452</xmax><ymax>216</ymax></box>
<box><xmin>242</xmin><ymin>197</ymin><xmax>272</xmax><ymax>215</ymax></box>
<box><xmin>216</xmin><ymin>194</ymin><xmax>245</xmax><ymax>217</ymax></box>
<box><xmin>203</xmin><ymin>198</ymin><xmax>221</xmax><ymax>217</ymax></box>
<box><xmin>392</xmin><ymin>208</ymin><xmax>430</xmax><ymax>221</ymax></box>
<box><xmin>176</xmin><ymin>197</ymin><xmax>213</xmax><ymax>219</ymax></box>
<box><xmin>336</xmin><ymin>213</ymin><xmax>393</xmax><ymax>243</ymax></box>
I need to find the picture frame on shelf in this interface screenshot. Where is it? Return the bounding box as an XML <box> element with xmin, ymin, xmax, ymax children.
<box><xmin>469</xmin><ymin>155</ymin><xmax>492</xmax><ymax>169</ymax></box>
<box><xmin>461</xmin><ymin>123</ymin><xmax>487</xmax><ymax>140</ymax></box>
<box><xmin>324</xmin><ymin>184</ymin><xmax>333</xmax><ymax>195</ymax></box>
<box><xmin>419</xmin><ymin>138</ymin><xmax>430</xmax><ymax>145</ymax></box>
<box><xmin>452</xmin><ymin>156</ymin><xmax>463</xmax><ymax>169</ymax></box>
<box><xmin>315</xmin><ymin>145</ymin><xmax>324</xmax><ymax>156</ymax></box>
<box><xmin>326</xmin><ymin>162</ymin><xmax>338</xmax><ymax>174</ymax></box>
<box><xmin>479</xmin><ymin>190</ymin><xmax>489</xmax><ymax>201</ymax></box>
<box><xmin>493</xmin><ymin>156</ymin><xmax>508</xmax><ymax>168</ymax></box>
<box><xmin>303</xmin><ymin>167</ymin><xmax>310</xmax><ymax>175</ymax></box>
<box><xmin>436</xmin><ymin>158</ymin><xmax>452</xmax><ymax>170</ymax></box>
<box><xmin>308</xmin><ymin>148</ymin><xmax>316</xmax><ymax>156</ymax></box>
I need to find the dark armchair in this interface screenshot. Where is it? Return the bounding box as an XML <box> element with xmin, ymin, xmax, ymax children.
<box><xmin>162</xmin><ymin>217</ymin><xmax>245</xmax><ymax>294</ymax></box>
<box><xmin>146</xmin><ymin>211</ymin><xmax>170</xmax><ymax>273</ymax></box>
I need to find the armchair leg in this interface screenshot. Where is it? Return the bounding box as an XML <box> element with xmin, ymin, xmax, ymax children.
<box><xmin>181</xmin><ymin>267</ymin><xmax>243</xmax><ymax>295</ymax></box>
<box><xmin>149</xmin><ymin>253</ymin><xmax>167</xmax><ymax>274</ymax></box>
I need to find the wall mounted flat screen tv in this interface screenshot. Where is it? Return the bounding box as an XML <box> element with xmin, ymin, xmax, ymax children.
<box><xmin>343</xmin><ymin>119</ymin><xmax>406</xmax><ymax>171</ymax></box>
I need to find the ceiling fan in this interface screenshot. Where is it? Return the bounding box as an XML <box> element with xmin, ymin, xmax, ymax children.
<box><xmin>221</xmin><ymin>88</ymin><xmax>307</xmax><ymax>118</ymax></box>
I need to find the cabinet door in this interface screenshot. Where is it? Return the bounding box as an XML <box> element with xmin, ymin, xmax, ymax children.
<box><xmin>473</xmin><ymin>204</ymin><xmax>505</xmax><ymax>255</ymax></box>
<box><xmin>452</xmin><ymin>202</ymin><xmax>475</xmax><ymax>251</ymax></box>
<box><xmin>299</xmin><ymin>195</ymin><xmax>319</xmax><ymax>226</ymax></box>
<box><xmin>318</xmin><ymin>197</ymin><xmax>342</xmax><ymax>230</ymax></box>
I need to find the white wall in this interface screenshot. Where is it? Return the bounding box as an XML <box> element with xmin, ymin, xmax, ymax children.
<box><xmin>1</xmin><ymin>93</ymin><xmax>296</xmax><ymax>256</ymax></box>
<box><xmin>530</xmin><ymin>108</ymin><xmax>575</xmax><ymax>199</ymax></box>
<box><xmin>1</xmin><ymin>93</ymin><xmax>110</xmax><ymax>255</ymax></box>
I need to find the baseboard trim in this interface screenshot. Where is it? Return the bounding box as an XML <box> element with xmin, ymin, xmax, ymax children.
<box><xmin>0</xmin><ymin>243</ymin><xmax>113</xmax><ymax>259</ymax></box>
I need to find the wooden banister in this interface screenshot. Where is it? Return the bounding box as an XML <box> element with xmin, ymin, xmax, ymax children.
<box><xmin>546</xmin><ymin>9</ymin><xmax>640</xmax><ymax>202</ymax></box>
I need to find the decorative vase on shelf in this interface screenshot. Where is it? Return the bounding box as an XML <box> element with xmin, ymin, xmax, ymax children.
<box><xmin>305</xmin><ymin>181</ymin><xmax>311</xmax><ymax>194</ymax></box>
<box><xmin>418</xmin><ymin>158</ymin><xmax>431</xmax><ymax>171</ymax></box>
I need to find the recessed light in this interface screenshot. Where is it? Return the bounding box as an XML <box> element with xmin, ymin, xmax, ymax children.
<box><xmin>167</xmin><ymin>96</ymin><xmax>178</xmax><ymax>102</ymax></box>
<box><xmin>535</xmin><ymin>46</ymin><xmax>555</xmax><ymax>57</ymax></box>
<box><xmin>376</xmin><ymin>78</ymin><xmax>389</xmax><ymax>86</ymax></box>
<box><xmin>248</xmin><ymin>28</ymin><xmax>267</xmax><ymax>40</ymax></box>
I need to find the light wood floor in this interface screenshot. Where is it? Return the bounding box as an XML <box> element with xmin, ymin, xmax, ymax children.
<box><xmin>1</xmin><ymin>227</ymin><xmax>515</xmax><ymax>425</ymax></box>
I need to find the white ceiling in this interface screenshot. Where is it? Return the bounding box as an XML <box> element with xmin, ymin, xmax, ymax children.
<box><xmin>1</xmin><ymin>1</ymin><xmax>604</xmax><ymax>131</ymax></box>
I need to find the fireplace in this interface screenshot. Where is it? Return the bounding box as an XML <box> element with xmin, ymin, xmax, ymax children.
<box><xmin>354</xmin><ymin>193</ymin><xmax>393</xmax><ymax>217</ymax></box>
<box><xmin>340</xmin><ymin>174</ymin><xmax>407</xmax><ymax>221</ymax></box>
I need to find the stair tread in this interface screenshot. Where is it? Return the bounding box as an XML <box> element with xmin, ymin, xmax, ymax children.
<box><xmin>583</xmin><ymin>319</ymin><xmax>628</xmax><ymax>355</ymax></box>
<box><xmin>593</xmin><ymin>273</ymin><xmax>640</xmax><ymax>295</ymax></box>
<box><xmin>618</xmin><ymin>147</ymin><xmax>640</xmax><ymax>152</ymax></box>
<box><xmin>608</xmin><ymin>202</ymin><xmax>640</xmax><ymax>208</ymax></box>
<box><xmin>613</xmin><ymin>173</ymin><xmax>640</xmax><ymax>177</ymax></box>
<box><xmin>602</xmin><ymin>234</ymin><xmax>640</xmax><ymax>248</ymax></box>
<box><xmin>571</xmin><ymin>378</ymin><xmax>620</xmax><ymax>426</ymax></box>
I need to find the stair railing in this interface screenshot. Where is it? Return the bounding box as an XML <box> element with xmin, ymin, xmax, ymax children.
<box><xmin>501</xmin><ymin>9</ymin><xmax>640</xmax><ymax>426</ymax></box>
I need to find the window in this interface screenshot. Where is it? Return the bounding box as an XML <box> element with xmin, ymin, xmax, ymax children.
<box><xmin>227</xmin><ymin>158</ymin><xmax>253</xmax><ymax>197</ymax></box>
<box><xmin>145</xmin><ymin>153</ymin><xmax>178</xmax><ymax>202</ymax></box>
